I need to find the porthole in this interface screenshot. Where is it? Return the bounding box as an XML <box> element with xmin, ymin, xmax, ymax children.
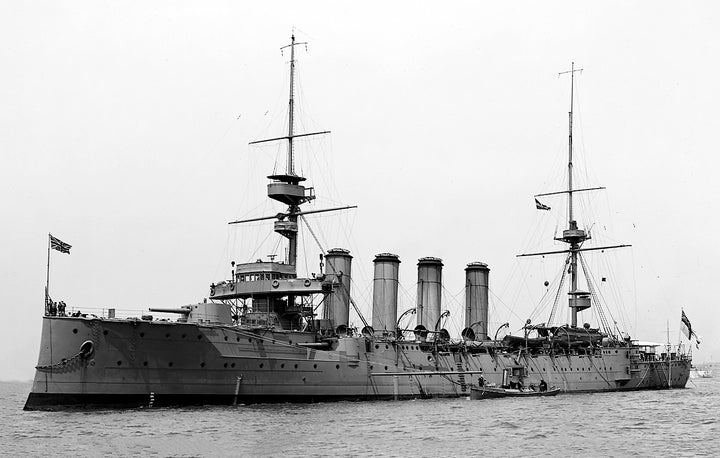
<box><xmin>72</xmin><ymin>329</ymin><xmax>78</xmax><ymax>334</ymax></box>
<box><xmin>336</xmin><ymin>364</ymin><xmax>340</xmax><ymax>370</ymax></box>
<box><xmin>168</xmin><ymin>362</ymin><xmax>173</xmax><ymax>367</ymax></box>
<box><xmin>236</xmin><ymin>337</ymin><xmax>240</xmax><ymax>342</ymax></box>
<box><xmin>248</xmin><ymin>338</ymin><xmax>253</xmax><ymax>342</ymax></box>
<box><xmin>181</xmin><ymin>334</ymin><xmax>186</xmax><ymax>339</ymax></box>
<box><xmin>223</xmin><ymin>363</ymin><xmax>228</xmax><ymax>368</ymax></box>
<box><xmin>289</xmin><ymin>340</ymin><xmax>293</xmax><ymax>345</ymax></box>
<box><xmin>165</xmin><ymin>333</ymin><xmax>170</xmax><ymax>338</ymax></box>
<box><xmin>140</xmin><ymin>332</ymin><xmax>145</xmax><ymax>337</ymax></box>
<box><xmin>375</xmin><ymin>344</ymin><xmax>379</xmax><ymax>349</ymax></box>
<box><xmin>116</xmin><ymin>360</ymin><xmax>122</xmax><ymax>366</ymax></box>
<box><xmin>370</xmin><ymin>365</ymin><xmax>374</xmax><ymax>370</ymax></box>
<box><xmin>259</xmin><ymin>363</ymin><xmax>264</xmax><ymax>368</ymax></box>
<box><xmin>197</xmin><ymin>335</ymin><xmax>202</xmax><ymax>340</ymax></box>
<box><xmin>384</xmin><ymin>366</ymin><xmax>388</xmax><ymax>370</ymax></box>
<box><xmin>143</xmin><ymin>361</ymin><xmax>148</xmax><ymax>366</ymax></box>
<box><xmin>313</xmin><ymin>364</ymin><xmax>318</xmax><ymax>369</ymax></box>
<box><xmin>200</xmin><ymin>362</ymin><xmax>205</xmax><ymax>368</ymax></box>
<box><xmin>103</xmin><ymin>330</ymin><xmax>108</xmax><ymax>336</ymax></box>
<box><xmin>385</xmin><ymin>345</ymin><xmax>388</xmax><ymax>350</ymax></box>
<box><xmin>231</xmin><ymin>363</ymin><xmax>235</xmax><ymax>368</ymax></box>
<box><xmin>281</xmin><ymin>363</ymin><xmax>285</xmax><ymax>368</ymax></box>
<box><xmin>224</xmin><ymin>336</ymin><xmax>228</xmax><ymax>341</ymax></box>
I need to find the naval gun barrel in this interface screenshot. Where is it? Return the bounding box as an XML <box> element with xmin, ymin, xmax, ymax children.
<box><xmin>148</xmin><ymin>307</ymin><xmax>191</xmax><ymax>315</ymax></box>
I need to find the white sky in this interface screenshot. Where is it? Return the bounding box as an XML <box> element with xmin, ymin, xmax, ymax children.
<box><xmin>1</xmin><ymin>1</ymin><xmax>719</xmax><ymax>380</ymax></box>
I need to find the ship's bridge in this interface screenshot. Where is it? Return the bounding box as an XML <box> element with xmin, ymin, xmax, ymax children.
<box><xmin>209</xmin><ymin>260</ymin><xmax>330</xmax><ymax>300</ymax></box>
<box><xmin>235</xmin><ymin>261</ymin><xmax>297</xmax><ymax>281</ymax></box>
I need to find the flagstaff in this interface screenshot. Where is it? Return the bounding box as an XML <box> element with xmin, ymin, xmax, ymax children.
<box><xmin>46</xmin><ymin>234</ymin><xmax>51</xmax><ymax>315</ymax></box>
<box><xmin>46</xmin><ymin>234</ymin><xmax>72</xmax><ymax>316</ymax></box>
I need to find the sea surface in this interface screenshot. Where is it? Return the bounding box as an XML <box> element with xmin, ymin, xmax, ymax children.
<box><xmin>1</xmin><ymin>379</ymin><xmax>718</xmax><ymax>457</ymax></box>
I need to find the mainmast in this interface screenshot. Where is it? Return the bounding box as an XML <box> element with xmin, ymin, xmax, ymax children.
<box><xmin>565</xmin><ymin>62</ymin><xmax>577</xmax><ymax>223</ymax></box>
<box><xmin>557</xmin><ymin>63</ymin><xmax>585</xmax><ymax>326</ymax></box>
<box><xmin>517</xmin><ymin>63</ymin><xmax>631</xmax><ymax>330</ymax></box>
<box><xmin>558</xmin><ymin>62</ymin><xmax>589</xmax><ymax>327</ymax></box>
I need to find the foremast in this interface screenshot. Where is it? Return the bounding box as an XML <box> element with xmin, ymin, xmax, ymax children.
<box><xmin>218</xmin><ymin>34</ymin><xmax>356</xmax><ymax>321</ymax></box>
<box><xmin>236</xmin><ymin>34</ymin><xmax>332</xmax><ymax>267</ymax></box>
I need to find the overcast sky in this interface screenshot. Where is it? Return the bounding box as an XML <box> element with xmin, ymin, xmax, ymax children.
<box><xmin>1</xmin><ymin>1</ymin><xmax>719</xmax><ymax>380</ymax></box>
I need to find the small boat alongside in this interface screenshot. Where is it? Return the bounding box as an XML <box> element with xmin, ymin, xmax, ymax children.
<box><xmin>470</xmin><ymin>385</ymin><xmax>561</xmax><ymax>400</ymax></box>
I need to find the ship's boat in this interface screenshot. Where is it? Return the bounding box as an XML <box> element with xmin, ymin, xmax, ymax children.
<box><xmin>25</xmin><ymin>42</ymin><xmax>692</xmax><ymax>410</ymax></box>
<box><xmin>470</xmin><ymin>386</ymin><xmax>561</xmax><ymax>400</ymax></box>
<box><xmin>502</xmin><ymin>334</ymin><xmax>546</xmax><ymax>350</ymax></box>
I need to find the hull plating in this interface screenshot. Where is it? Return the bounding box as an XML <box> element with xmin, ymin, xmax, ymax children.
<box><xmin>25</xmin><ymin>317</ymin><xmax>690</xmax><ymax>410</ymax></box>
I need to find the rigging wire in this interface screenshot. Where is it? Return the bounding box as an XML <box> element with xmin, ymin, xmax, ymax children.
<box><xmin>579</xmin><ymin>253</ymin><xmax>615</xmax><ymax>336</ymax></box>
<box><xmin>547</xmin><ymin>255</ymin><xmax>570</xmax><ymax>325</ymax></box>
<box><xmin>300</xmin><ymin>214</ymin><xmax>370</xmax><ymax>328</ymax></box>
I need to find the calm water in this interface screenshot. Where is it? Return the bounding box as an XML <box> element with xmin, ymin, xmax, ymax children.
<box><xmin>2</xmin><ymin>379</ymin><xmax>718</xmax><ymax>457</ymax></box>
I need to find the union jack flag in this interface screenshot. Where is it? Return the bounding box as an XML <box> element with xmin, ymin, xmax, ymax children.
<box><xmin>50</xmin><ymin>234</ymin><xmax>71</xmax><ymax>254</ymax></box>
<box><xmin>681</xmin><ymin>310</ymin><xmax>701</xmax><ymax>349</ymax></box>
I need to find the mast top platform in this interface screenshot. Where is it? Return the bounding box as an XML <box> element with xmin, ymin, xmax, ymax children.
<box><xmin>267</xmin><ymin>174</ymin><xmax>307</xmax><ymax>184</ymax></box>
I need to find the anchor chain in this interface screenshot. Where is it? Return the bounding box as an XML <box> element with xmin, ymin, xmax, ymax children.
<box><xmin>35</xmin><ymin>341</ymin><xmax>94</xmax><ymax>373</ymax></box>
<box><xmin>35</xmin><ymin>351</ymin><xmax>86</xmax><ymax>373</ymax></box>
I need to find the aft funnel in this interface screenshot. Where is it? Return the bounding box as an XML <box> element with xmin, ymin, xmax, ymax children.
<box><xmin>372</xmin><ymin>253</ymin><xmax>401</xmax><ymax>335</ymax></box>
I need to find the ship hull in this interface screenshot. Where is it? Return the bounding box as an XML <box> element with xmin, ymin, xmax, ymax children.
<box><xmin>25</xmin><ymin>316</ymin><xmax>691</xmax><ymax>410</ymax></box>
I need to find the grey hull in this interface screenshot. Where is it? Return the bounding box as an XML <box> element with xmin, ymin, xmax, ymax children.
<box><xmin>25</xmin><ymin>316</ymin><xmax>691</xmax><ymax>410</ymax></box>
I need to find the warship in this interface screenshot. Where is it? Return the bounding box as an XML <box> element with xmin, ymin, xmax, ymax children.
<box><xmin>25</xmin><ymin>39</ymin><xmax>691</xmax><ymax>410</ymax></box>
